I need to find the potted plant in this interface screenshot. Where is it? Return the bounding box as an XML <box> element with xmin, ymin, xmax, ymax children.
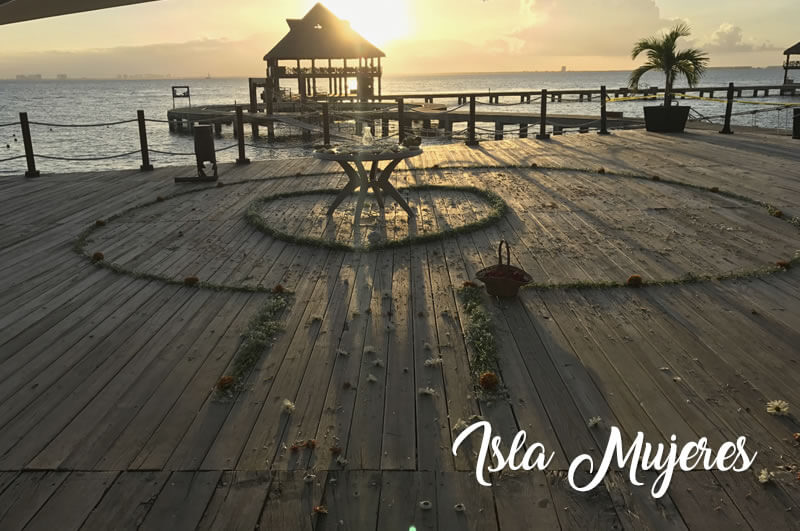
<box><xmin>629</xmin><ymin>23</ymin><xmax>709</xmax><ymax>133</ymax></box>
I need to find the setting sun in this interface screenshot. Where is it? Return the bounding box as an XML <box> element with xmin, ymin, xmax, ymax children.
<box><xmin>316</xmin><ymin>0</ymin><xmax>412</xmax><ymax>46</ymax></box>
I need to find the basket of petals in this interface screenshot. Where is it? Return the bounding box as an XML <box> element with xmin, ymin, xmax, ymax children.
<box><xmin>476</xmin><ymin>240</ymin><xmax>532</xmax><ymax>297</ymax></box>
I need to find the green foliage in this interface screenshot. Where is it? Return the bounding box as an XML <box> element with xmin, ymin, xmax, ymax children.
<box><xmin>246</xmin><ymin>185</ymin><xmax>509</xmax><ymax>252</ymax></box>
<box><xmin>216</xmin><ymin>295</ymin><xmax>289</xmax><ymax>399</ymax></box>
<box><xmin>458</xmin><ymin>284</ymin><xmax>502</xmax><ymax>395</ymax></box>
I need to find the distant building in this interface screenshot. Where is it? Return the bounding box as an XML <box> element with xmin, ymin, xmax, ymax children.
<box><xmin>263</xmin><ymin>2</ymin><xmax>385</xmax><ymax>102</ymax></box>
<box><xmin>15</xmin><ymin>74</ymin><xmax>42</xmax><ymax>80</ymax></box>
<box><xmin>57</xmin><ymin>74</ymin><xmax>68</xmax><ymax>80</ymax></box>
<box><xmin>561</xmin><ymin>66</ymin><xmax>567</xmax><ymax>73</ymax></box>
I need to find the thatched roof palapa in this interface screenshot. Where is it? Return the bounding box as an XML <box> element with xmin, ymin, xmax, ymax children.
<box><xmin>785</xmin><ymin>42</ymin><xmax>800</xmax><ymax>55</ymax></box>
<box><xmin>264</xmin><ymin>3</ymin><xmax>385</xmax><ymax>61</ymax></box>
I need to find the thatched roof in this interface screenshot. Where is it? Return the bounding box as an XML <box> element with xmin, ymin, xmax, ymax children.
<box><xmin>785</xmin><ymin>42</ymin><xmax>800</xmax><ymax>55</ymax></box>
<box><xmin>0</xmin><ymin>0</ymin><xmax>158</xmax><ymax>26</ymax></box>
<box><xmin>264</xmin><ymin>3</ymin><xmax>385</xmax><ymax>61</ymax></box>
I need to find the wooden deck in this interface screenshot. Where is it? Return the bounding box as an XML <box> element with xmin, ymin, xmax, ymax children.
<box><xmin>1</xmin><ymin>129</ymin><xmax>800</xmax><ymax>530</ymax></box>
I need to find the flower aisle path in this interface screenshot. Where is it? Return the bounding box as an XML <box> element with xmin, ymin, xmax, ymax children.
<box><xmin>1</xmin><ymin>128</ymin><xmax>799</xmax><ymax>530</ymax></box>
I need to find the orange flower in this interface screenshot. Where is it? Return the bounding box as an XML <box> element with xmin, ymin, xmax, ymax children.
<box><xmin>91</xmin><ymin>252</ymin><xmax>105</xmax><ymax>262</ymax></box>
<box><xmin>626</xmin><ymin>275</ymin><xmax>643</xmax><ymax>287</ymax></box>
<box><xmin>479</xmin><ymin>371</ymin><xmax>499</xmax><ymax>391</ymax></box>
<box><xmin>216</xmin><ymin>375</ymin><xmax>234</xmax><ymax>390</ymax></box>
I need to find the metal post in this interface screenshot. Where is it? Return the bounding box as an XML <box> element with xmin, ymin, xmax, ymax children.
<box><xmin>536</xmin><ymin>89</ymin><xmax>550</xmax><ymax>140</ymax></box>
<box><xmin>397</xmin><ymin>98</ymin><xmax>405</xmax><ymax>143</ymax></box>
<box><xmin>793</xmin><ymin>108</ymin><xmax>800</xmax><ymax>140</ymax></box>
<box><xmin>137</xmin><ymin>110</ymin><xmax>154</xmax><ymax>171</ymax></box>
<box><xmin>466</xmin><ymin>95</ymin><xmax>479</xmax><ymax>146</ymax></box>
<box><xmin>235</xmin><ymin>106</ymin><xmax>249</xmax><ymax>165</ymax></box>
<box><xmin>322</xmin><ymin>101</ymin><xmax>331</xmax><ymax>146</ymax></box>
<box><xmin>598</xmin><ymin>86</ymin><xmax>610</xmax><ymax>135</ymax></box>
<box><xmin>720</xmin><ymin>83</ymin><xmax>735</xmax><ymax>135</ymax></box>
<box><xmin>266</xmin><ymin>94</ymin><xmax>275</xmax><ymax>142</ymax></box>
<box><xmin>19</xmin><ymin>112</ymin><xmax>39</xmax><ymax>177</ymax></box>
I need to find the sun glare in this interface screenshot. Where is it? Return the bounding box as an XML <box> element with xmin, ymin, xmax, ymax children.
<box><xmin>319</xmin><ymin>0</ymin><xmax>412</xmax><ymax>46</ymax></box>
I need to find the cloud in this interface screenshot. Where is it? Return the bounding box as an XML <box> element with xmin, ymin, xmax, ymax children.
<box><xmin>702</xmin><ymin>23</ymin><xmax>779</xmax><ymax>53</ymax></box>
<box><xmin>512</xmin><ymin>0</ymin><xmax>673</xmax><ymax>56</ymax></box>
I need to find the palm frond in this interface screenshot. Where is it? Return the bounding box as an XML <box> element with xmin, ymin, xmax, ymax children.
<box><xmin>628</xmin><ymin>64</ymin><xmax>656</xmax><ymax>90</ymax></box>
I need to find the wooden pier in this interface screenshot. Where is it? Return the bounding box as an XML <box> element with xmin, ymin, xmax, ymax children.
<box><xmin>1</xmin><ymin>127</ymin><xmax>800</xmax><ymax>529</ymax></box>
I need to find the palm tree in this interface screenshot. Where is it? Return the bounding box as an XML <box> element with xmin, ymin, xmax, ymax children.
<box><xmin>629</xmin><ymin>23</ymin><xmax>709</xmax><ymax>108</ymax></box>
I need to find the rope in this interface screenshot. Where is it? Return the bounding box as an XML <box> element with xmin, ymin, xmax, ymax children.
<box><xmin>215</xmin><ymin>144</ymin><xmax>239</xmax><ymax>152</ymax></box>
<box><xmin>148</xmin><ymin>148</ymin><xmax>195</xmax><ymax>156</ymax></box>
<box><xmin>0</xmin><ymin>154</ymin><xmax>25</xmax><ymax>163</ymax></box>
<box><xmin>676</xmin><ymin>93</ymin><xmax>800</xmax><ymax>107</ymax></box>
<box><xmin>145</xmin><ymin>118</ymin><xmax>171</xmax><ymax>123</ymax></box>
<box><xmin>36</xmin><ymin>150</ymin><xmax>140</xmax><ymax>161</ymax></box>
<box><xmin>0</xmin><ymin>122</ymin><xmax>20</xmax><ymax>128</ymax></box>
<box><xmin>29</xmin><ymin>118</ymin><xmax>138</xmax><ymax>128</ymax></box>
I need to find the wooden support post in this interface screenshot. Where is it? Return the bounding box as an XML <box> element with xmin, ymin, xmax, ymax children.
<box><xmin>214</xmin><ymin>122</ymin><xmax>222</xmax><ymax>136</ymax></box>
<box><xmin>19</xmin><ymin>112</ymin><xmax>39</xmax><ymax>177</ymax></box>
<box><xmin>579</xmin><ymin>93</ymin><xmax>584</xmax><ymax>102</ymax></box>
<box><xmin>266</xmin><ymin>97</ymin><xmax>275</xmax><ymax>141</ymax></box>
<box><xmin>536</xmin><ymin>89</ymin><xmax>550</xmax><ymax>140</ymax></box>
<box><xmin>494</xmin><ymin>122</ymin><xmax>503</xmax><ymax>140</ymax></box>
<box><xmin>137</xmin><ymin>110</ymin><xmax>153</xmax><ymax>171</ymax></box>
<box><xmin>793</xmin><ymin>108</ymin><xmax>800</xmax><ymax>139</ymax></box>
<box><xmin>235</xmin><ymin>105</ymin><xmax>249</xmax><ymax>165</ymax></box>
<box><xmin>249</xmin><ymin>83</ymin><xmax>259</xmax><ymax>138</ymax></box>
<box><xmin>322</xmin><ymin>101</ymin><xmax>330</xmax><ymax>146</ymax></box>
<box><xmin>720</xmin><ymin>82</ymin><xmax>734</xmax><ymax>135</ymax></box>
<box><xmin>168</xmin><ymin>119</ymin><xmax>176</xmax><ymax>132</ymax></box>
<box><xmin>598</xmin><ymin>85</ymin><xmax>609</xmax><ymax>135</ymax></box>
<box><xmin>397</xmin><ymin>97</ymin><xmax>405</xmax><ymax>142</ymax></box>
<box><xmin>558</xmin><ymin>93</ymin><xmax>562</xmax><ymax>102</ymax></box>
<box><xmin>519</xmin><ymin>123</ymin><xmax>528</xmax><ymax>138</ymax></box>
<box><xmin>466</xmin><ymin>95</ymin><xmax>478</xmax><ymax>146</ymax></box>
<box><xmin>381</xmin><ymin>116</ymin><xmax>389</xmax><ymax>137</ymax></box>
<box><xmin>765</xmin><ymin>89</ymin><xmax>769</xmax><ymax>96</ymax></box>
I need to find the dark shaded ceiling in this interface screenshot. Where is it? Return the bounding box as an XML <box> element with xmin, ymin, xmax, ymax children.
<box><xmin>0</xmin><ymin>0</ymin><xmax>160</xmax><ymax>26</ymax></box>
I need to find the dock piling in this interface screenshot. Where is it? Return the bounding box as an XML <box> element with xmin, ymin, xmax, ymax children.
<box><xmin>536</xmin><ymin>90</ymin><xmax>550</xmax><ymax>140</ymax></box>
<box><xmin>235</xmin><ymin>106</ymin><xmax>249</xmax><ymax>165</ymax></box>
<box><xmin>466</xmin><ymin>95</ymin><xmax>478</xmax><ymax>146</ymax></box>
<box><xmin>137</xmin><ymin>110</ymin><xmax>154</xmax><ymax>171</ymax></box>
<box><xmin>397</xmin><ymin>98</ymin><xmax>405</xmax><ymax>143</ymax></box>
<box><xmin>720</xmin><ymin>83</ymin><xmax>734</xmax><ymax>135</ymax></box>
<box><xmin>598</xmin><ymin>86</ymin><xmax>610</xmax><ymax>135</ymax></box>
<box><xmin>19</xmin><ymin>112</ymin><xmax>39</xmax><ymax>177</ymax></box>
<box><xmin>322</xmin><ymin>101</ymin><xmax>331</xmax><ymax>146</ymax></box>
<box><xmin>495</xmin><ymin>122</ymin><xmax>503</xmax><ymax>140</ymax></box>
<box><xmin>793</xmin><ymin>108</ymin><xmax>800</xmax><ymax>139</ymax></box>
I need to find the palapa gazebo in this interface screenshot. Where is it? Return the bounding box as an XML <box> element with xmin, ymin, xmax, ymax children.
<box><xmin>783</xmin><ymin>42</ymin><xmax>800</xmax><ymax>84</ymax></box>
<box><xmin>264</xmin><ymin>3</ymin><xmax>385</xmax><ymax>102</ymax></box>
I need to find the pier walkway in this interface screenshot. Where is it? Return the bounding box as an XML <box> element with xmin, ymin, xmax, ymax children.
<box><xmin>1</xmin><ymin>128</ymin><xmax>800</xmax><ymax>529</ymax></box>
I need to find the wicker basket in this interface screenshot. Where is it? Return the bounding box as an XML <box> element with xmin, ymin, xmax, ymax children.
<box><xmin>476</xmin><ymin>240</ymin><xmax>532</xmax><ymax>297</ymax></box>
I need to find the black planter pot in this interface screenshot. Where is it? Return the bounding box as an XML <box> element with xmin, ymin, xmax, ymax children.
<box><xmin>643</xmin><ymin>105</ymin><xmax>690</xmax><ymax>133</ymax></box>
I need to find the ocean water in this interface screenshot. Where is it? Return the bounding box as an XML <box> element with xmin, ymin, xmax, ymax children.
<box><xmin>0</xmin><ymin>67</ymin><xmax>796</xmax><ymax>175</ymax></box>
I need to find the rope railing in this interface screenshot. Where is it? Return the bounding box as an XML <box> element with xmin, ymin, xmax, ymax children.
<box><xmin>0</xmin><ymin>154</ymin><xmax>26</xmax><ymax>163</ymax></box>
<box><xmin>0</xmin><ymin>122</ymin><xmax>21</xmax><ymax>128</ymax></box>
<box><xmin>28</xmin><ymin>118</ymin><xmax>138</xmax><ymax>128</ymax></box>
<box><xmin>36</xmin><ymin>150</ymin><xmax>141</xmax><ymax>162</ymax></box>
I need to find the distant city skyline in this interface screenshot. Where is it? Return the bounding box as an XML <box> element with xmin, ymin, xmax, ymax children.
<box><xmin>0</xmin><ymin>0</ymin><xmax>796</xmax><ymax>78</ymax></box>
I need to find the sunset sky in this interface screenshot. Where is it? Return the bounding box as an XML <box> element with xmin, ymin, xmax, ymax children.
<box><xmin>0</xmin><ymin>0</ymin><xmax>795</xmax><ymax>78</ymax></box>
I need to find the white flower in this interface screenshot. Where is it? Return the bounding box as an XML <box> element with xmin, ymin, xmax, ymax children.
<box><xmin>757</xmin><ymin>468</ymin><xmax>772</xmax><ymax>484</ymax></box>
<box><xmin>587</xmin><ymin>416</ymin><xmax>602</xmax><ymax>428</ymax></box>
<box><xmin>418</xmin><ymin>387</ymin><xmax>436</xmax><ymax>396</ymax></box>
<box><xmin>372</xmin><ymin>359</ymin><xmax>385</xmax><ymax>368</ymax></box>
<box><xmin>424</xmin><ymin>357</ymin><xmax>443</xmax><ymax>367</ymax></box>
<box><xmin>367</xmin><ymin>374</ymin><xmax>378</xmax><ymax>383</ymax></box>
<box><xmin>282</xmin><ymin>399</ymin><xmax>296</xmax><ymax>413</ymax></box>
<box><xmin>766</xmin><ymin>400</ymin><xmax>790</xmax><ymax>416</ymax></box>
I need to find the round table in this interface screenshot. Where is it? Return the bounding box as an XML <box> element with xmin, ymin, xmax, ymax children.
<box><xmin>313</xmin><ymin>147</ymin><xmax>422</xmax><ymax>226</ymax></box>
